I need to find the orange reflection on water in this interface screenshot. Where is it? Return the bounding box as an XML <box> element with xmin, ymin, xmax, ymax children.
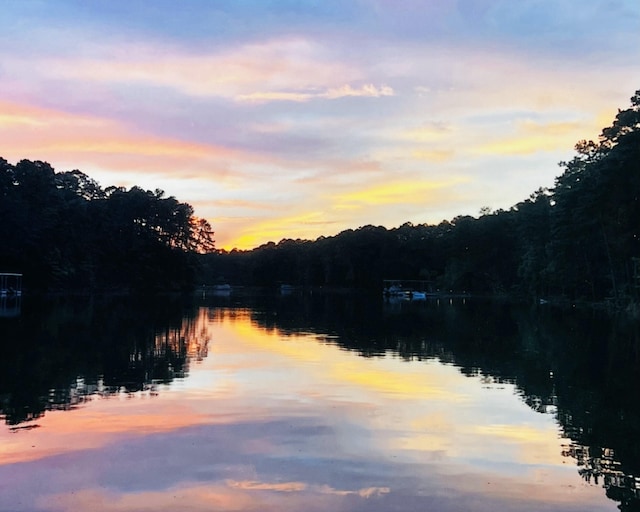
<box><xmin>0</xmin><ymin>306</ymin><xmax>617</xmax><ymax>512</ymax></box>
<box><xmin>0</xmin><ymin>395</ymin><xmax>210</xmax><ymax>466</ymax></box>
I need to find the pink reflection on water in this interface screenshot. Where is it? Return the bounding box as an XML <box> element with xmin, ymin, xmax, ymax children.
<box><xmin>0</xmin><ymin>307</ymin><xmax>616</xmax><ymax>512</ymax></box>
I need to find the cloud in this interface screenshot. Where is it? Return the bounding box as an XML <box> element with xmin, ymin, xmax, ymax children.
<box><xmin>402</xmin><ymin>122</ymin><xmax>453</xmax><ymax>141</ymax></box>
<box><xmin>315</xmin><ymin>484</ymin><xmax>391</xmax><ymax>498</ymax></box>
<box><xmin>0</xmin><ymin>100</ymin><xmax>263</xmax><ymax>188</ymax></box>
<box><xmin>236</xmin><ymin>91</ymin><xmax>317</xmax><ymax>103</ymax></box>
<box><xmin>236</xmin><ymin>83</ymin><xmax>394</xmax><ymax>103</ymax></box>
<box><xmin>36</xmin><ymin>37</ymin><xmax>368</xmax><ymax>102</ymax></box>
<box><xmin>412</xmin><ymin>149</ymin><xmax>455</xmax><ymax>162</ymax></box>
<box><xmin>1</xmin><ymin>1</ymin><xmax>637</xmax><ymax>253</ymax></box>
<box><xmin>213</xmin><ymin>174</ymin><xmax>470</xmax><ymax>249</ymax></box>
<box><xmin>224</xmin><ymin>210</ymin><xmax>339</xmax><ymax>249</ymax></box>
<box><xmin>227</xmin><ymin>480</ymin><xmax>307</xmax><ymax>492</ymax></box>
<box><xmin>332</xmin><ymin>179</ymin><xmax>464</xmax><ymax>209</ymax></box>
<box><xmin>474</xmin><ymin>118</ymin><xmax>597</xmax><ymax>156</ymax></box>
<box><xmin>6</xmin><ymin>33</ymin><xmax>395</xmax><ymax>110</ymax></box>
<box><xmin>324</xmin><ymin>83</ymin><xmax>394</xmax><ymax>99</ymax></box>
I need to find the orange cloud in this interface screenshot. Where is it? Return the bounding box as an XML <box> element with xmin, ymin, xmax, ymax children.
<box><xmin>223</xmin><ymin>210</ymin><xmax>337</xmax><ymax>249</ymax></box>
<box><xmin>0</xmin><ymin>100</ymin><xmax>258</xmax><ymax>188</ymax></box>
<box><xmin>0</xmin><ymin>101</ymin><xmax>229</xmax><ymax>156</ymax></box>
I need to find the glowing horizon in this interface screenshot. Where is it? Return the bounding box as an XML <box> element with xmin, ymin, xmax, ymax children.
<box><xmin>1</xmin><ymin>1</ymin><xmax>639</xmax><ymax>250</ymax></box>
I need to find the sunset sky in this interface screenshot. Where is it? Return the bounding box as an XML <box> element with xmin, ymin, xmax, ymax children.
<box><xmin>1</xmin><ymin>1</ymin><xmax>639</xmax><ymax>250</ymax></box>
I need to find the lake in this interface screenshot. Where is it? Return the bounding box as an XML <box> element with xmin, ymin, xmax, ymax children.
<box><xmin>1</xmin><ymin>291</ymin><xmax>639</xmax><ymax>511</ymax></box>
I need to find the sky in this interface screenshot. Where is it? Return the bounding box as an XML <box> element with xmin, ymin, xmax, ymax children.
<box><xmin>1</xmin><ymin>0</ymin><xmax>639</xmax><ymax>250</ymax></box>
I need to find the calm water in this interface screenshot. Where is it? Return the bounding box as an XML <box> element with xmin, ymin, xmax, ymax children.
<box><xmin>1</xmin><ymin>292</ymin><xmax>639</xmax><ymax>512</ymax></box>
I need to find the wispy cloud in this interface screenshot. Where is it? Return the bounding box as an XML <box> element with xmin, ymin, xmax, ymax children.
<box><xmin>0</xmin><ymin>100</ymin><xmax>256</xmax><ymax>183</ymax></box>
<box><xmin>236</xmin><ymin>83</ymin><xmax>394</xmax><ymax>103</ymax></box>
<box><xmin>35</xmin><ymin>37</ymin><xmax>371</xmax><ymax>102</ymax></box>
<box><xmin>227</xmin><ymin>480</ymin><xmax>307</xmax><ymax>492</ymax></box>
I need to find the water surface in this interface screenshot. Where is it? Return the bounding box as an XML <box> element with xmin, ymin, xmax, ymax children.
<box><xmin>1</xmin><ymin>293</ymin><xmax>638</xmax><ymax>511</ymax></box>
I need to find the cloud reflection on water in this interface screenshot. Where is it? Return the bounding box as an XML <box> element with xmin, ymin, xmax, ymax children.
<box><xmin>0</xmin><ymin>306</ymin><xmax>613</xmax><ymax>511</ymax></box>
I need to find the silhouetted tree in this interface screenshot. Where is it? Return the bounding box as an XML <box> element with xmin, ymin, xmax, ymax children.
<box><xmin>0</xmin><ymin>159</ymin><xmax>215</xmax><ymax>292</ymax></box>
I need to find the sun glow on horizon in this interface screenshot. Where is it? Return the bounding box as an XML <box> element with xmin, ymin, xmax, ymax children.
<box><xmin>0</xmin><ymin>1</ymin><xmax>638</xmax><ymax>251</ymax></box>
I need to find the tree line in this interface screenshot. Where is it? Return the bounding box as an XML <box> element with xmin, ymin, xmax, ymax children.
<box><xmin>199</xmin><ymin>90</ymin><xmax>640</xmax><ymax>306</ymax></box>
<box><xmin>0</xmin><ymin>159</ymin><xmax>215</xmax><ymax>292</ymax></box>
<box><xmin>2</xmin><ymin>90</ymin><xmax>637</xmax><ymax>301</ymax></box>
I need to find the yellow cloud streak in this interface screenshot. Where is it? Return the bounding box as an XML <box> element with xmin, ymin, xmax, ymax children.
<box><xmin>475</xmin><ymin>117</ymin><xmax>605</xmax><ymax>156</ymax></box>
<box><xmin>219</xmin><ymin>176</ymin><xmax>466</xmax><ymax>249</ymax></box>
<box><xmin>0</xmin><ymin>113</ymin><xmax>48</xmax><ymax>127</ymax></box>
<box><xmin>333</xmin><ymin>179</ymin><xmax>463</xmax><ymax>208</ymax></box>
<box><xmin>223</xmin><ymin>210</ymin><xmax>333</xmax><ymax>250</ymax></box>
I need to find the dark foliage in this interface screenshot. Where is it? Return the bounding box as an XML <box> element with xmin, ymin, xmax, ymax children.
<box><xmin>3</xmin><ymin>90</ymin><xmax>638</xmax><ymax>303</ymax></box>
<box><xmin>0</xmin><ymin>160</ymin><xmax>215</xmax><ymax>292</ymax></box>
<box><xmin>199</xmin><ymin>90</ymin><xmax>640</xmax><ymax>305</ymax></box>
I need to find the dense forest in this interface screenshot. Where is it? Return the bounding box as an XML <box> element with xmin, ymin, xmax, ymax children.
<box><xmin>1</xmin><ymin>90</ymin><xmax>638</xmax><ymax>304</ymax></box>
<box><xmin>0</xmin><ymin>160</ymin><xmax>215</xmax><ymax>292</ymax></box>
<box><xmin>199</xmin><ymin>90</ymin><xmax>640</xmax><ymax>307</ymax></box>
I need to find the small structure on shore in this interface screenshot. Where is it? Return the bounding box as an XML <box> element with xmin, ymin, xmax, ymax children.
<box><xmin>0</xmin><ymin>273</ymin><xmax>22</xmax><ymax>297</ymax></box>
<box><xmin>382</xmin><ymin>279</ymin><xmax>436</xmax><ymax>300</ymax></box>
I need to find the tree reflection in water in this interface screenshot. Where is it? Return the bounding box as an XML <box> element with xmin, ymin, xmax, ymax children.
<box><xmin>214</xmin><ymin>291</ymin><xmax>640</xmax><ymax>512</ymax></box>
<box><xmin>0</xmin><ymin>295</ymin><xmax>209</xmax><ymax>425</ymax></box>
<box><xmin>1</xmin><ymin>291</ymin><xmax>639</xmax><ymax>510</ymax></box>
